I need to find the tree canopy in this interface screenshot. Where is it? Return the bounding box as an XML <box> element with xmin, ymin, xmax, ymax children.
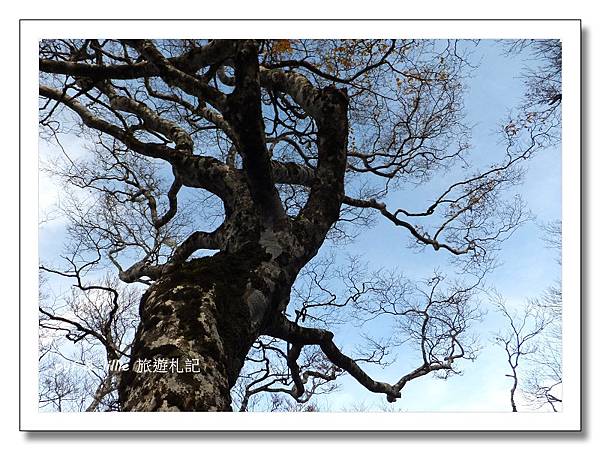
<box><xmin>38</xmin><ymin>39</ymin><xmax>560</xmax><ymax>412</ymax></box>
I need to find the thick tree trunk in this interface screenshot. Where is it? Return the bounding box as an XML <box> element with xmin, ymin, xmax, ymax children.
<box><xmin>119</xmin><ymin>247</ymin><xmax>271</xmax><ymax>411</ymax></box>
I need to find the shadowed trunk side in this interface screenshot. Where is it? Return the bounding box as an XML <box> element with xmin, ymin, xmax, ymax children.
<box><xmin>119</xmin><ymin>247</ymin><xmax>270</xmax><ymax>411</ymax></box>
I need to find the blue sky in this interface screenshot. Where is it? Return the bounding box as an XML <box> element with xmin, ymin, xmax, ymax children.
<box><xmin>304</xmin><ymin>40</ymin><xmax>562</xmax><ymax>412</ymax></box>
<box><xmin>38</xmin><ymin>39</ymin><xmax>561</xmax><ymax>412</ymax></box>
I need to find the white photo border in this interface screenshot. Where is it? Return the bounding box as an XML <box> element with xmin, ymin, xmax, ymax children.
<box><xmin>20</xmin><ymin>19</ymin><xmax>581</xmax><ymax>431</ymax></box>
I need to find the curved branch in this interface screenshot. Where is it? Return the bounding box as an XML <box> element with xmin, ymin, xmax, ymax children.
<box><xmin>264</xmin><ymin>316</ymin><xmax>401</xmax><ymax>402</ymax></box>
<box><xmin>40</xmin><ymin>39</ymin><xmax>234</xmax><ymax>81</ymax></box>
<box><xmin>103</xmin><ymin>84</ymin><xmax>194</xmax><ymax>153</ymax></box>
<box><xmin>117</xmin><ymin>227</ymin><xmax>223</xmax><ymax>283</ymax></box>
<box><xmin>39</xmin><ymin>85</ymin><xmax>174</xmax><ymax>160</ymax></box>
<box><xmin>39</xmin><ymin>85</ymin><xmax>237</xmax><ymax>202</ymax></box>
<box><xmin>124</xmin><ymin>39</ymin><xmax>227</xmax><ymax>111</ymax></box>
<box><xmin>342</xmin><ymin>195</ymin><xmax>471</xmax><ymax>255</ymax></box>
<box><xmin>262</xmin><ymin>39</ymin><xmax>397</xmax><ymax>85</ymax></box>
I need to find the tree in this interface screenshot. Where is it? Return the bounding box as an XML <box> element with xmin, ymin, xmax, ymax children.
<box><xmin>38</xmin><ymin>39</ymin><xmax>558</xmax><ymax>411</ymax></box>
<box><xmin>503</xmin><ymin>39</ymin><xmax>562</xmax><ymax>146</ymax></box>
<box><xmin>488</xmin><ymin>40</ymin><xmax>562</xmax><ymax>413</ymax></box>
<box><xmin>493</xmin><ymin>220</ymin><xmax>562</xmax><ymax>412</ymax></box>
<box><xmin>526</xmin><ymin>220</ymin><xmax>562</xmax><ymax>411</ymax></box>
<box><xmin>492</xmin><ymin>297</ymin><xmax>549</xmax><ymax>412</ymax></box>
<box><xmin>505</xmin><ymin>39</ymin><xmax>562</xmax><ymax>109</ymax></box>
<box><xmin>39</xmin><ymin>272</ymin><xmax>139</xmax><ymax>411</ymax></box>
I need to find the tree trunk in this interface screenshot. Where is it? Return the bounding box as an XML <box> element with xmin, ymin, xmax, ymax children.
<box><xmin>119</xmin><ymin>247</ymin><xmax>271</xmax><ymax>411</ymax></box>
<box><xmin>510</xmin><ymin>372</ymin><xmax>519</xmax><ymax>412</ymax></box>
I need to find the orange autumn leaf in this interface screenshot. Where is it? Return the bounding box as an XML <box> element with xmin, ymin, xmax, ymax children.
<box><xmin>271</xmin><ymin>39</ymin><xmax>293</xmax><ymax>55</ymax></box>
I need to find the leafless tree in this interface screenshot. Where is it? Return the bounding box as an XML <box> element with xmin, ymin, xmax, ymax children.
<box><xmin>523</xmin><ymin>220</ymin><xmax>562</xmax><ymax>411</ymax></box>
<box><xmin>493</xmin><ymin>297</ymin><xmax>549</xmax><ymax>412</ymax></box>
<box><xmin>38</xmin><ymin>270</ymin><xmax>140</xmax><ymax>411</ymax></box>
<box><xmin>38</xmin><ymin>39</ymin><xmax>558</xmax><ymax>411</ymax></box>
<box><xmin>504</xmin><ymin>39</ymin><xmax>562</xmax><ymax>146</ymax></box>
<box><xmin>492</xmin><ymin>220</ymin><xmax>562</xmax><ymax>412</ymax></box>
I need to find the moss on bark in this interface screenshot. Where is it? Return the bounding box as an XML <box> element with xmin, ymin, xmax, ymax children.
<box><xmin>119</xmin><ymin>242</ymin><xmax>272</xmax><ymax>411</ymax></box>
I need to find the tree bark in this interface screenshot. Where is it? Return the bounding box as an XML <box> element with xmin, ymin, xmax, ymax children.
<box><xmin>119</xmin><ymin>247</ymin><xmax>271</xmax><ymax>411</ymax></box>
<box><xmin>510</xmin><ymin>371</ymin><xmax>519</xmax><ymax>412</ymax></box>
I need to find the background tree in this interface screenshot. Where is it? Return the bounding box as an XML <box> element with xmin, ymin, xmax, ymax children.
<box><xmin>493</xmin><ymin>220</ymin><xmax>562</xmax><ymax>412</ymax></box>
<box><xmin>503</xmin><ymin>39</ymin><xmax>562</xmax><ymax>146</ymax></box>
<box><xmin>488</xmin><ymin>41</ymin><xmax>562</xmax><ymax>413</ymax></box>
<box><xmin>492</xmin><ymin>297</ymin><xmax>549</xmax><ymax>412</ymax></box>
<box><xmin>505</xmin><ymin>39</ymin><xmax>561</xmax><ymax>108</ymax></box>
<box><xmin>38</xmin><ymin>39</ymin><xmax>558</xmax><ymax>411</ymax></box>
<box><xmin>39</xmin><ymin>271</ymin><xmax>139</xmax><ymax>411</ymax></box>
<box><xmin>526</xmin><ymin>220</ymin><xmax>562</xmax><ymax>411</ymax></box>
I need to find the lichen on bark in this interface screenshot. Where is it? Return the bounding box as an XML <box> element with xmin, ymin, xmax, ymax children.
<box><xmin>119</xmin><ymin>243</ymin><xmax>273</xmax><ymax>411</ymax></box>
